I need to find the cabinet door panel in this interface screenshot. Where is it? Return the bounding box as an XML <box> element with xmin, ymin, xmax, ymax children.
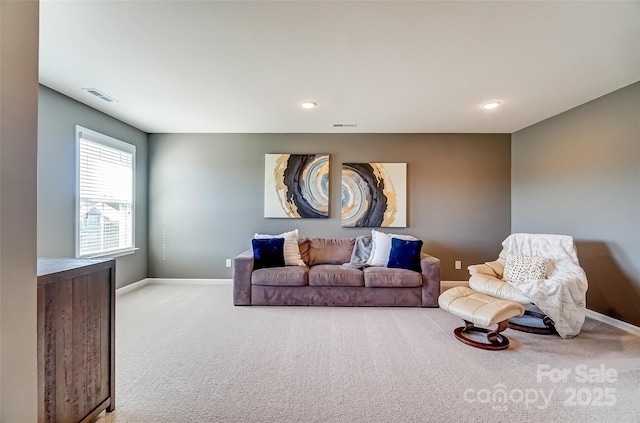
<box><xmin>38</xmin><ymin>287</ymin><xmax>45</xmax><ymax>423</ymax></box>
<box><xmin>53</xmin><ymin>279</ymin><xmax>74</xmax><ymax>423</ymax></box>
<box><xmin>84</xmin><ymin>273</ymin><xmax>104</xmax><ymax>410</ymax></box>
<box><xmin>71</xmin><ymin>275</ymin><xmax>89</xmax><ymax>421</ymax></box>
<box><xmin>96</xmin><ymin>269</ymin><xmax>112</xmax><ymax>403</ymax></box>
<box><xmin>38</xmin><ymin>259</ymin><xmax>115</xmax><ymax>423</ymax></box>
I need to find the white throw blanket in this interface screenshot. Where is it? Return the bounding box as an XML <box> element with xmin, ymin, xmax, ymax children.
<box><xmin>499</xmin><ymin>233</ymin><xmax>588</xmax><ymax>338</ymax></box>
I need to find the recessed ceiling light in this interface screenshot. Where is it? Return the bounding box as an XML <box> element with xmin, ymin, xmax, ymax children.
<box><xmin>482</xmin><ymin>101</ymin><xmax>502</xmax><ymax>110</ymax></box>
<box><xmin>301</xmin><ymin>101</ymin><xmax>317</xmax><ymax>109</ymax></box>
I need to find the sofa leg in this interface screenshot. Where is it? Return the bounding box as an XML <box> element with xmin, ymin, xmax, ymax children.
<box><xmin>453</xmin><ymin>319</ymin><xmax>510</xmax><ymax>351</ymax></box>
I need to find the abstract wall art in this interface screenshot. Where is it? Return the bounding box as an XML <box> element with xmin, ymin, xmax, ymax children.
<box><xmin>264</xmin><ymin>154</ymin><xmax>329</xmax><ymax>218</ymax></box>
<box><xmin>341</xmin><ymin>162</ymin><xmax>407</xmax><ymax>227</ymax></box>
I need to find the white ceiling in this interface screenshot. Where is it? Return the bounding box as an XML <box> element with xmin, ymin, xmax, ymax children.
<box><xmin>39</xmin><ymin>1</ymin><xmax>640</xmax><ymax>134</ymax></box>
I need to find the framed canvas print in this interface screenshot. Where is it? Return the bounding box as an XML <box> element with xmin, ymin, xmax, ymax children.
<box><xmin>341</xmin><ymin>162</ymin><xmax>407</xmax><ymax>227</ymax></box>
<box><xmin>264</xmin><ymin>154</ymin><xmax>329</xmax><ymax>218</ymax></box>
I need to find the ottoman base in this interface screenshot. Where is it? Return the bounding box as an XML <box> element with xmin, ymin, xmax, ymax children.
<box><xmin>508</xmin><ymin>306</ymin><xmax>557</xmax><ymax>335</ymax></box>
<box><xmin>454</xmin><ymin>319</ymin><xmax>510</xmax><ymax>351</ymax></box>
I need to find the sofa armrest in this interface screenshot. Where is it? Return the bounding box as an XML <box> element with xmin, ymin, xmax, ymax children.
<box><xmin>233</xmin><ymin>249</ymin><xmax>254</xmax><ymax>305</ymax></box>
<box><xmin>420</xmin><ymin>254</ymin><xmax>441</xmax><ymax>307</ymax></box>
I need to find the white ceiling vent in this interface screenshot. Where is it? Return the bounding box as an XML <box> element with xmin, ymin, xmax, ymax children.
<box><xmin>82</xmin><ymin>88</ymin><xmax>117</xmax><ymax>103</ymax></box>
<box><xmin>332</xmin><ymin>123</ymin><xmax>357</xmax><ymax>128</ymax></box>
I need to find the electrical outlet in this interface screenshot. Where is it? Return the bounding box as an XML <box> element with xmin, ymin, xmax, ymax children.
<box><xmin>455</xmin><ymin>260</ymin><xmax>461</xmax><ymax>270</ymax></box>
<box><xmin>225</xmin><ymin>259</ymin><xmax>232</xmax><ymax>268</ymax></box>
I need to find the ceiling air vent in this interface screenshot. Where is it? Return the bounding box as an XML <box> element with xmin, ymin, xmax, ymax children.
<box><xmin>333</xmin><ymin>123</ymin><xmax>357</xmax><ymax>128</ymax></box>
<box><xmin>82</xmin><ymin>88</ymin><xmax>117</xmax><ymax>103</ymax></box>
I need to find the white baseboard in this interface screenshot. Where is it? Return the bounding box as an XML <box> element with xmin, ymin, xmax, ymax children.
<box><xmin>116</xmin><ymin>278</ymin><xmax>232</xmax><ymax>296</ymax></box>
<box><xmin>116</xmin><ymin>278</ymin><xmax>152</xmax><ymax>295</ymax></box>
<box><xmin>149</xmin><ymin>278</ymin><xmax>232</xmax><ymax>285</ymax></box>
<box><xmin>585</xmin><ymin>309</ymin><xmax>640</xmax><ymax>337</ymax></box>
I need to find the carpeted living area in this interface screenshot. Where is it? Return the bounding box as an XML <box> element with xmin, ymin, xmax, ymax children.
<box><xmin>96</xmin><ymin>282</ymin><xmax>640</xmax><ymax>423</ymax></box>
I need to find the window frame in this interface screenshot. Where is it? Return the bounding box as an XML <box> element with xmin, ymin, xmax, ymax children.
<box><xmin>75</xmin><ymin>125</ymin><xmax>137</xmax><ymax>258</ymax></box>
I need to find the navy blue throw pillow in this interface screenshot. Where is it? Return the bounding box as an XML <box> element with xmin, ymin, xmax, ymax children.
<box><xmin>387</xmin><ymin>238</ymin><xmax>423</xmax><ymax>272</ymax></box>
<box><xmin>252</xmin><ymin>238</ymin><xmax>286</xmax><ymax>270</ymax></box>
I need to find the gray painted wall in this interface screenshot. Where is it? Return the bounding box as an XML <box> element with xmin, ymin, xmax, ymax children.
<box><xmin>512</xmin><ymin>82</ymin><xmax>640</xmax><ymax>326</ymax></box>
<box><xmin>38</xmin><ymin>86</ymin><xmax>148</xmax><ymax>288</ymax></box>
<box><xmin>0</xmin><ymin>1</ymin><xmax>39</xmax><ymax>420</ymax></box>
<box><xmin>148</xmin><ymin>133</ymin><xmax>511</xmax><ymax>280</ymax></box>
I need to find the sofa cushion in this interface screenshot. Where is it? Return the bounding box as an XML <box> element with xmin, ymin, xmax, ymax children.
<box><xmin>308</xmin><ymin>264</ymin><xmax>364</xmax><ymax>287</ymax></box>
<box><xmin>363</xmin><ymin>267</ymin><xmax>422</xmax><ymax>288</ymax></box>
<box><xmin>309</xmin><ymin>238</ymin><xmax>355</xmax><ymax>265</ymax></box>
<box><xmin>298</xmin><ymin>237</ymin><xmax>310</xmax><ymax>265</ymax></box>
<box><xmin>251</xmin><ymin>238</ymin><xmax>285</xmax><ymax>270</ymax></box>
<box><xmin>251</xmin><ymin>266</ymin><xmax>309</xmax><ymax>286</ymax></box>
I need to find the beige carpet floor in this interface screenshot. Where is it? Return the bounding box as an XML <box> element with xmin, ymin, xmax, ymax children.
<box><xmin>96</xmin><ymin>282</ymin><xmax>640</xmax><ymax>423</ymax></box>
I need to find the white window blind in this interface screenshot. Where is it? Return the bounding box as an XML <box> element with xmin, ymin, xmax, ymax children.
<box><xmin>76</xmin><ymin>126</ymin><xmax>136</xmax><ymax>257</ymax></box>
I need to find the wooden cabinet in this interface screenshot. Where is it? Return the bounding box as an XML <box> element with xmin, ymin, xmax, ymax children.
<box><xmin>37</xmin><ymin>258</ymin><xmax>115</xmax><ymax>423</ymax></box>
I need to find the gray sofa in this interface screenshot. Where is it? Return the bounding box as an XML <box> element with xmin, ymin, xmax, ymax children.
<box><xmin>233</xmin><ymin>237</ymin><xmax>441</xmax><ymax>307</ymax></box>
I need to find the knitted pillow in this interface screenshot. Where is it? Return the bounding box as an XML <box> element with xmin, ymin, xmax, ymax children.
<box><xmin>503</xmin><ymin>254</ymin><xmax>550</xmax><ymax>284</ymax></box>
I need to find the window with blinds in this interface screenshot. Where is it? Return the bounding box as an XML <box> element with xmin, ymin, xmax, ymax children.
<box><xmin>76</xmin><ymin>126</ymin><xmax>136</xmax><ymax>257</ymax></box>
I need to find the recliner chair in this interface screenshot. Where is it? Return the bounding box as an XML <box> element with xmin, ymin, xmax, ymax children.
<box><xmin>467</xmin><ymin>233</ymin><xmax>588</xmax><ymax>339</ymax></box>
